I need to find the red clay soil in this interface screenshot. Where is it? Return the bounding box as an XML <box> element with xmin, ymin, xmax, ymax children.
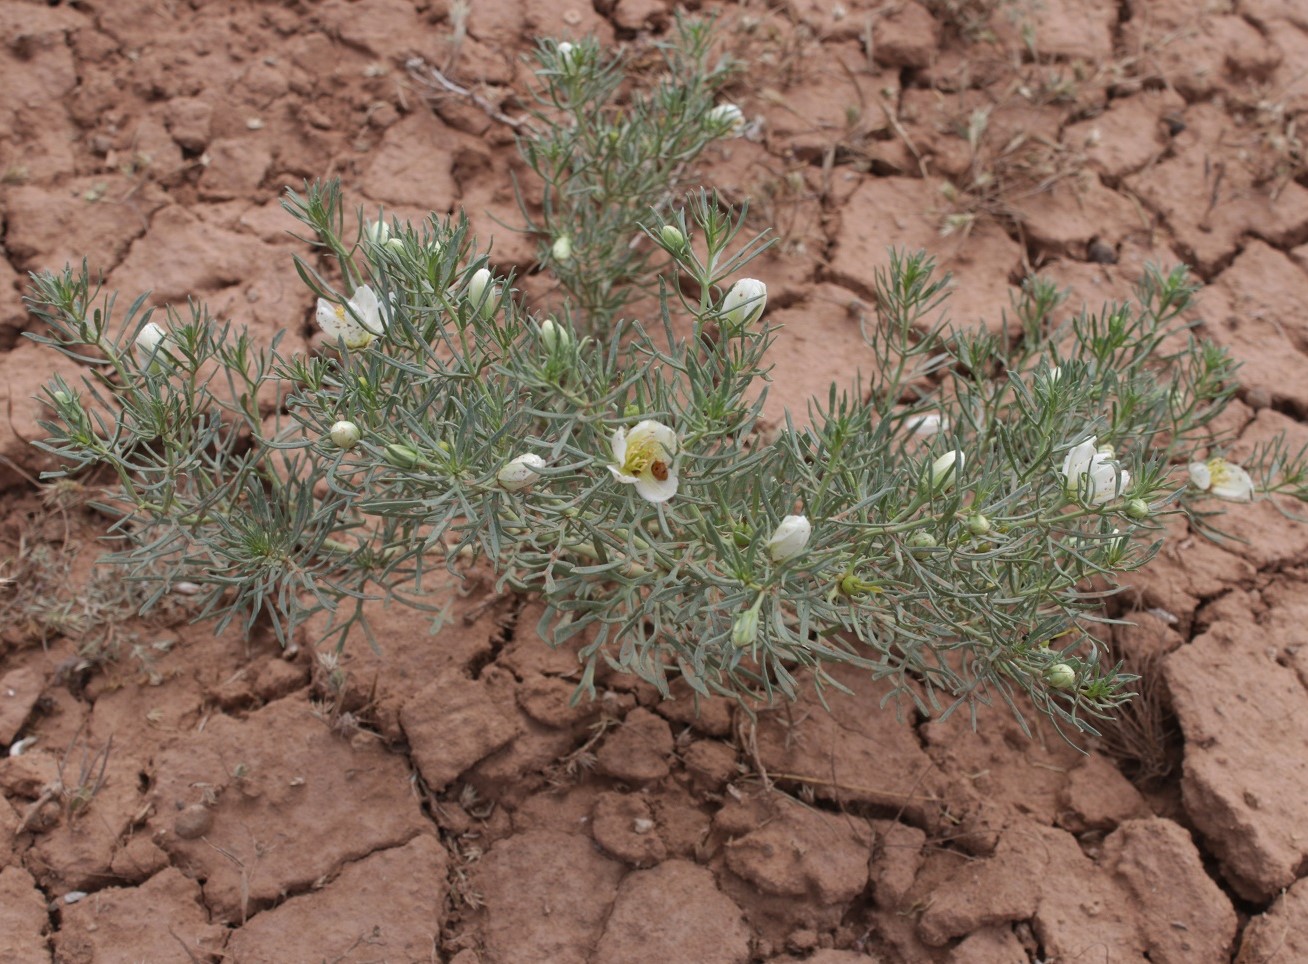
<box><xmin>2</xmin><ymin>0</ymin><xmax>1308</xmax><ymax>961</ymax></box>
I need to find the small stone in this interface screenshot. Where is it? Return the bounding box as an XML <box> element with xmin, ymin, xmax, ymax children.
<box><xmin>1088</xmin><ymin>239</ymin><xmax>1118</xmax><ymax>264</ymax></box>
<box><xmin>173</xmin><ymin>804</ymin><xmax>213</xmax><ymax>840</ymax></box>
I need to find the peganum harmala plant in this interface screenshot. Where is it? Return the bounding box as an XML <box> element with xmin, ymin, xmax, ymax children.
<box><xmin>22</xmin><ymin>28</ymin><xmax>1308</xmax><ymax>740</ymax></box>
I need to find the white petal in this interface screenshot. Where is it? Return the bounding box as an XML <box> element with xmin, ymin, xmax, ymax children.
<box><xmin>610</xmin><ymin>426</ymin><xmax>629</xmax><ymax>464</ymax></box>
<box><xmin>634</xmin><ymin>470</ymin><xmax>678</xmax><ymax>503</ymax></box>
<box><xmin>628</xmin><ymin>419</ymin><xmax>678</xmax><ymax>457</ymax></box>
<box><xmin>1209</xmin><ymin>460</ymin><xmax>1254</xmax><ymax>502</ymax></box>
<box><xmin>349</xmin><ymin>284</ymin><xmax>383</xmax><ymax>335</ymax></box>
<box><xmin>1188</xmin><ymin>461</ymin><xmax>1212</xmax><ymax>490</ymax></box>
<box><xmin>1060</xmin><ymin>438</ymin><xmax>1097</xmax><ymax>481</ymax></box>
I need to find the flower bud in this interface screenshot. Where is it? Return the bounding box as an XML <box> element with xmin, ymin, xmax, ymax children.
<box><xmin>551</xmin><ymin>235</ymin><xmax>572</xmax><ymax>262</ymax></box>
<box><xmin>135</xmin><ymin>321</ymin><xmax>167</xmax><ymax>356</ymax></box>
<box><xmin>908</xmin><ymin>531</ymin><xmax>937</xmax><ymax>549</ymax></box>
<box><xmin>1124</xmin><ymin>498</ymin><xmax>1150</xmax><ymax>520</ymax></box>
<box><xmin>839</xmin><ymin>573</ymin><xmax>881</xmax><ymax>597</ymax></box>
<box><xmin>707</xmin><ymin>102</ymin><xmax>745</xmax><ymax>136</ymax></box>
<box><xmin>1046</xmin><ymin>663</ymin><xmax>1076</xmax><ymax>690</ymax></box>
<box><xmin>51</xmin><ymin>390</ymin><xmax>72</xmax><ymax>406</ymax></box>
<box><xmin>556</xmin><ymin>40</ymin><xmax>582</xmax><ymax>73</ymax></box>
<box><xmin>385</xmin><ymin>443</ymin><xmax>422</xmax><ymax>469</ymax></box>
<box><xmin>966</xmin><ymin>513</ymin><xmax>991</xmax><ymax>536</ymax></box>
<box><xmin>466</xmin><ymin>267</ymin><xmax>496</xmax><ymax>319</ymax></box>
<box><xmin>765</xmin><ymin>514</ymin><xmax>812</xmax><ymax>562</ymax></box>
<box><xmin>660</xmin><ymin>224</ymin><xmax>686</xmax><ymax>250</ymax></box>
<box><xmin>926</xmin><ymin>450</ymin><xmax>962</xmax><ymax>494</ymax></box>
<box><xmin>385</xmin><ymin>237</ymin><xmax>406</xmax><ymax>253</ymax></box>
<box><xmin>329</xmin><ymin>420</ymin><xmax>361</xmax><ymax>450</ymax></box>
<box><xmin>721</xmin><ymin>278</ymin><xmax>767</xmax><ymax>329</ymax></box>
<box><xmin>540</xmin><ymin>318</ymin><xmax>571</xmax><ymax>356</ymax></box>
<box><xmin>732</xmin><ymin>604</ymin><xmax>761</xmax><ymax>648</ymax></box>
<box><xmin>364</xmin><ymin>220</ymin><xmax>391</xmax><ymax>245</ymax></box>
<box><xmin>497</xmin><ymin>453</ymin><xmax>546</xmax><ymax>491</ymax></box>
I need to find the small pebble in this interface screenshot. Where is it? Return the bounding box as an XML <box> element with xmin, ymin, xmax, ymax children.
<box><xmin>1087</xmin><ymin>239</ymin><xmax>1117</xmax><ymax>264</ymax></box>
<box><xmin>174</xmin><ymin>804</ymin><xmax>214</xmax><ymax>840</ymax></box>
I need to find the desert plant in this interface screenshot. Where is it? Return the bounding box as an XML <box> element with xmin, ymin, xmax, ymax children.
<box><xmin>21</xmin><ymin>26</ymin><xmax>1308</xmax><ymax>741</ymax></box>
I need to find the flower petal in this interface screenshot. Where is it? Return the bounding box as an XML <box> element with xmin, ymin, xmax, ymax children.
<box><xmin>349</xmin><ymin>284</ymin><xmax>383</xmax><ymax>335</ymax></box>
<box><xmin>1209</xmin><ymin>459</ymin><xmax>1254</xmax><ymax>502</ymax></box>
<box><xmin>634</xmin><ymin>470</ymin><xmax>678</xmax><ymax>503</ymax></box>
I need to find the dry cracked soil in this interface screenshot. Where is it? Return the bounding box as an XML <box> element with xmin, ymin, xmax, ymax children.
<box><xmin>2</xmin><ymin>0</ymin><xmax>1308</xmax><ymax>961</ymax></box>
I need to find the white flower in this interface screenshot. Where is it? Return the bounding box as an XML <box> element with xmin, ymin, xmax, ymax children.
<box><xmin>707</xmin><ymin>102</ymin><xmax>745</xmax><ymax>136</ymax></box>
<box><xmin>329</xmin><ymin>420</ymin><xmax>361</xmax><ymax>450</ymax></box>
<box><xmin>316</xmin><ymin>285</ymin><xmax>384</xmax><ymax>349</ymax></box>
<box><xmin>467</xmin><ymin>267</ymin><xmax>497</xmax><ymax>319</ymax></box>
<box><xmin>926</xmin><ymin>450</ymin><xmax>963</xmax><ymax>493</ymax></box>
<box><xmin>135</xmin><ymin>321</ymin><xmax>168</xmax><ymax>356</ymax></box>
<box><xmin>1060</xmin><ymin>436</ymin><xmax>1129</xmax><ymax>504</ymax></box>
<box><xmin>721</xmin><ymin>278</ymin><xmax>767</xmax><ymax>328</ymax></box>
<box><xmin>551</xmin><ymin>235</ymin><xmax>572</xmax><ymax>262</ymax></box>
<box><xmin>1188</xmin><ymin>457</ymin><xmax>1255</xmax><ymax>502</ymax></box>
<box><xmin>498</xmin><ymin>453</ymin><xmax>546</xmax><ymax>491</ymax></box>
<box><xmin>906</xmin><ymin>412</ymin><xmax>946</xmax><ymax>437</ymax></box>
<box><xmin>608</xmin><ymin>419</ymin><xmax>678</xmax><ymax>503</ymax></box>
<box><xmin>766</xmin><ymin>515</ymin><xmax>812</xmax><ymax>562</ymax></box>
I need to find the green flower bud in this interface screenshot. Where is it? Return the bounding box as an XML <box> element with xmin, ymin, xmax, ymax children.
<box><xmin>329</xmin><ymin>420</ymin><xmax>361</xmax><ymax>450</ymax></box>
<box><xmin>732</xmin><ymin>601</ymin><xmax>762</xmax><ymax>648</ymax></box>
<box><xmin>385</xmin><ymin>443</ymin><xmax>422</xmax><ymax>469</ymax></box>
<box><xmin>364</xmin><ymin>220</ymin><xmax>390</xmax><ymax>245</ymax></box>
<box><xmin>51</xmin><ymin>390</ymin><xmax>72</xmax><ymax>406</ymax></box>
<box><xmin>966</xmin><ymin>513</ymin><xmax>991</xmax><ymax>536</ymax></box>
<box><xmin>908</xmin><ymin>532</ymin><xmax>937</xmax><ymax>549</ymax></box>
<box><xmin>660</xmin><ymin>224</ymin><xmax>686</xmax><ymax>250</ymax></box>
<box><xmin>839</xmin><ymin>573</ymin><xmax>882</xmax><ymax>597</ymax></box>
<box><xmin>1046</xmin><ymin>663</ymin><xmax>1077</xmax><ymax>690</ymax></box>
<box><xmin>1124</xmin><ymin>498</ymin><xmax>1150</xmax><ymax>520</ymax></box>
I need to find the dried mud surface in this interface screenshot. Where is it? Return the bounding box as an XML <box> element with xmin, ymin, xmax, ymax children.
<box><xmin>2</xmin><ymin>0</ymin><xmax>1308</xmax><ymax>961</ymax></box>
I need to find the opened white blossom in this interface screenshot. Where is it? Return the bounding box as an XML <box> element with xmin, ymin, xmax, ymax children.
<box><xmin>766</xmin><ymin>514</ymin><xmax>812</xmax><ymax>562</ymax></box>
<box><xmin>329</xmin><ymin>420</ymin><xmax>361</xmax><ymax>450</ymax></box>
<box><xmin>498</xmin><ymin>453</ymin><xmax>546</xmax><ymax>491</ymax></box>
<box><xmin>1188</xmin><ymin>457</ymin><xmax>1255</xmax><ymax>502</ymax></box>
<box><xmin>608</xmin><ymin>419</ymin><xmax>678</xmax><ymax>503</ymax></box>
<box><xmin>1059</xmin><ymin>436</ymin><xmax>1129</xmax><ymax>504</ymax></box>
<box><xmin>721</xmin><ymin>278</ymin><xmax>767</xmax><ymax>328</ymax></box>
<box><xmin>707</xmin><ymin>102</ymin><xmax>745</xmax><ymax>135</ymax></box>
<box><xmin>316</xmin><ymin>285</ymin><xmax>383</xmax><ymax>349</ymax></box>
